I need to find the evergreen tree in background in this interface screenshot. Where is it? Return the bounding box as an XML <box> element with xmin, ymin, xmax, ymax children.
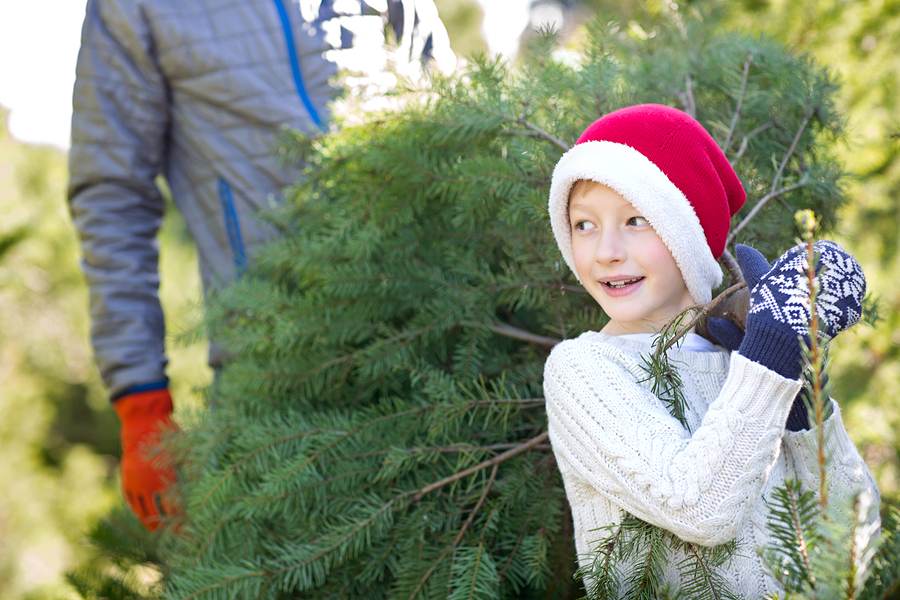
<box><xmin>68</xmin><ymin>5</ymin><xmax>898</xmax><ymax>599</ymax></box>
<box><xmin>0</xmin><ymin>108</ymin><xmax>134</xmax><ymax>599</ymax></box>
<box><xmin>158</xmin><ymin>6</ymin><xmax>855</xmax><ymax>597</ymax></box>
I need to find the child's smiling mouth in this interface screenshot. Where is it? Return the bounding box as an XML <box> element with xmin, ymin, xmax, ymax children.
<box><xmin>598</xmin><ymin>276</ymin><xmax>645</xmax><ymax>296</ymax></box>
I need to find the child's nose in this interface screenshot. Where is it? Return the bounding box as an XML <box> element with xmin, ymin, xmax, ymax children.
<box><xmin>594</xmin><ymin>230</ymin><xmax>626</xmax><ymax>263</ymax></box>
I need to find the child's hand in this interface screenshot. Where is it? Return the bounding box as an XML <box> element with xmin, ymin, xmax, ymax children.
<box><xmin>705</xmin><ymin>317</ymin><xmax>744</xmax><ymax>352</ymax></box>
<box><xmin>735</xmin><ymin>241</ymin><xmax>866</xmax><ymax>380</ymax></box>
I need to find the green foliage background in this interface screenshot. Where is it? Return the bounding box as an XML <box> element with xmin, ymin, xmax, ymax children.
<box><xmin>0</xmin><ymin>110</ymin><xmax>211</xmax><ymax>598</ymax></box>
<box><xmin>0</xmin><ymin>0</ymin><xmax>897</xmax><ymax>596</ymax></box>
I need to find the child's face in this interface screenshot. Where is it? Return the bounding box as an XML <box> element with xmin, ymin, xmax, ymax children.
<box><xmin>568</xmin><ymin>180</ymin><xmax>694</xmax><ymax>335</ymax></box>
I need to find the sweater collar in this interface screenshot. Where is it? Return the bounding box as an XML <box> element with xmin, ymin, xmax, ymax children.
<box><xmin>583</xmin><ymin>330</ymin><xmax>731</xmax><ymax>373</ymax></box>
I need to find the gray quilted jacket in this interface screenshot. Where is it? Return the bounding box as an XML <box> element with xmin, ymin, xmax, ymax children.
<box><xmin>68</xmin><ymin>0</ymin><xmax>452</xmax><ymax>399</ymax></box>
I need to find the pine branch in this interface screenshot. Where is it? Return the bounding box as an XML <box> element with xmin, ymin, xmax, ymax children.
<box><xmin>346</xmin><ymin>324</ymin><xmax>439</xmax><ymax>365</ymax></box>
<box><xmin>809</xmin><ymin>243</ymin><xmax>828</xmax><ymax>512</ymax></box>
<box><xmin>276</xmin><ymin>324</ymin><xmax>440</xmax><ymax>387</ymax></box>
<box><xmin>673</xmin><ymin>538</ymin><xmax>741</xmax><ymax>600</ymax></box>
<box><xmin>451</xmin><ymin>93</ymin><xmax>570</xmax><ymax>152</ymax></box>
<box><xmin>772</xmin><ymin>108</ymin><xmax>816</xmax><ymax>195</ymax></box>
<box><xmin>198</xmin><ymin>426</ymin><xmax>342</xmax><ymax>495</ymax></box>
<box><xmin>448</xmin><ymin>543</ymin><xmax>500</xmax><ymax>599</ymax></box>
<box><xmin>720</xmin><ymin>249</ymin><xmax>742</xmax><ymax>284</ymax></box>
<box><xmin>795</xmin><ymin>209</ymin><xmax>828</xmax><ymax>510</ymax></box>
<box><xmin>182</xmin><ymin>568</ymin><xmax>267</xmax><ymax>600</ymax></box>
<box><xmin>269</xmin><ymin>400</ymin><xmax>539</xmax><ymax>490</ymax></box>
<box><xmin>413</xmin><ymin>431</ymin><xmax>549</xmax><ymax>501</ymax></box>
<box><xmin>638</xmin><ymin>293</ymin><xmax>759</xmax><ymax>431</ymax></box>
<box><xmin>482</xmin><ymin>321</ymin><xmax>560</xmax><ymax>348</ymax></box>
<box><xmin>787</xmin><ymin>482</ymin><xmax>815</xmax><ymax>579</ymax></box>
<box><xmin>497</xmin><ymin>530</ymin><xmax>528</xmax><ymax>586</ymax></box>
<box><xmin>797</xmin><ymin>486</ymin><xmax>883</xmax><ymax>599</ymax></box>
<box><xmin>198</xmin><ymin>397</ymin><xmax>543</xmax><ymax>555</ymax></box>
<box><xmin>721</xmin><ymin>53</ymin><xmax>754</xmax><ymax>153</ymax></box>
<box><xmin>683</xmin><ymin>544</ymin><xmax>723</xmax><ymax>600</ymax></box>
<box><xmin>193</xmin><ymin>405</ymin><xmax>431</xmax><ymax>510</ymax></box>
<box><xmin>726</xmin><ymin>179</ymin><xmax>810</xmax><ymax>245</ymax></box>
<box><xmin>761</xmin><ymin>479</ymin><xmax>820</xmax><ymax>592</ymax></box>
<box><xmin>656</xmin><ymin>282</ymin><xmax>747</xmax><ymax>356</ymax></box>
<box><xmin>515</xmin><ymin>116</ymin><xmax>571</xmax><ymax>151</ymax></box>
<box><xmin>678</xmin><ymin>73</ymin><xmax>697</xmax><ymax>118</ymax></box>
<box><xmin>624</xmin><ymin>525</ymin><xmax>667</xmax><ymax>600</ymax></box>
<box><xmin>860</xmin><ymin>503</ymin><xmax>900</xmax><ymax>599</ymax></box>
<box><xmin>265</xmin><ymin>496</ymin><xmax>402</xmax><ymax>584</ymax></box>
<box><xmin>729</xmin><ymin>120</ymin><xmax>774</xmax><ymax>166</ymax></box>
<box><xmin>486</xmin><ymin>278</ymin><xmax>589</xmax><ymax>300</ymax></box>
<box><xmin>408</xmin><ymin>465</ymin><xmax>499</xmax><ymax>599</ymax></box>
<box><xmin>578</xmin><ymin>520</ymin><xmax>627</xmax><ymax>599</ymax></box>
<box><xmin>455</xmin><ymin>464</ymin><xmax>498</xmax><ymax>547</ymax></box>
<box><xmin>345</xmin><ymin>440</ymin><xmax>551</xmax><ymax>463</ymax></box>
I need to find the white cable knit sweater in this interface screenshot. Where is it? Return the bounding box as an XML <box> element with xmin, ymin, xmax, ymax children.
<box><xmin>543</xmin><ymin>330</ymin><xmax>880</xmax><ymax>597</ymax></box>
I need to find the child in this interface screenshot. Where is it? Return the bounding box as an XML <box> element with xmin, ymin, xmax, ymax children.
<box><xmin>543</xmin><ymin>104</ymin><xmax>880</xmax><ymax>596</ymax></box>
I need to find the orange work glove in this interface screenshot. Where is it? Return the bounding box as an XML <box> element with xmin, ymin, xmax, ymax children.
<box><xmin>113</xmin><ymin>387</ymin><xmax>181</xmax><ymax>531</ymax></box>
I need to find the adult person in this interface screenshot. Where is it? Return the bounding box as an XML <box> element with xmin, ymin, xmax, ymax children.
<box><xmin>67</xmin><ymin>0</ymin><xmax>454</xmax><ymax>531</ymax></box>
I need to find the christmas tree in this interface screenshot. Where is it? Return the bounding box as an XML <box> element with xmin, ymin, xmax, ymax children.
<box><xmin>70</xmin><ymin>5</ymin><xmax>899</xmax><ymax>599</ymax></box>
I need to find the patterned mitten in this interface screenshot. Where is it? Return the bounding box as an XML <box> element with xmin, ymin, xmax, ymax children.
<box><xmin>736</xmin><ymin>241</ymin><xmax>866</xmax><ymax>380</ymax></box>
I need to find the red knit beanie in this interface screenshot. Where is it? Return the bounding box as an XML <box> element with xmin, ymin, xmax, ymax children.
<box><xmin>547</xmin><ymin>104</ymin><xmax>746</xmax><ymax>304</ymax></box>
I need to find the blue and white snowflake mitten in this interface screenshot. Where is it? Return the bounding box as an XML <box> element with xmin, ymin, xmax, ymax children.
<box><xmin>736</xmin><ymin>240</ymin><xmax>866</xmax><ymax>380</ymax></box>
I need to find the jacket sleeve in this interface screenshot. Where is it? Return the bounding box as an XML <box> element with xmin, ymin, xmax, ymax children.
<box><xmin>544</xmin><ymin>341</ymin><xmax>803</xmax><ymax>546</ymax></box>
<box><xmin>781</xmin><ymin>399</ymin><xmax>881</xmax><ymax>525</ymax></box>
<box><xmin>67</xmin><ymin>0</ymin><xmax>169</xmax><ymax>399</ymax></box>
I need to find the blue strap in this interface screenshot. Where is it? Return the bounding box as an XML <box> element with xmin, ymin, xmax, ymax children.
<box><xmin>218</xmin><ymin>177</ymin><xmax>248</xmax><ymax>275</ymax></box>
<box><xmin>272</xmin><ymin>0</ymin><xmax>326</xmax><ymax>132</ymax></box>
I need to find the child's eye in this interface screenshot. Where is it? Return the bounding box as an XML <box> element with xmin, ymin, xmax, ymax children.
<box><xmin>628</xmin><ymin>216</ymin><xmax>649</xmax><ymax>227</ymax></box>
<box><xmin>573</xmin><ymin>220</ymin><xmax>595</xmax><ymax>232</ymax></box>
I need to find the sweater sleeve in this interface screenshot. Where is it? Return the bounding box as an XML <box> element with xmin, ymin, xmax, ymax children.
<box><xmin>781</xmin><ymin>399</ymin><xmax>881</xmax><ymax>523</ymax></box>
<box><xmin>544</xmin><ymin>340</ymin><xmax>803</xmax><ymax>546</ymax></box>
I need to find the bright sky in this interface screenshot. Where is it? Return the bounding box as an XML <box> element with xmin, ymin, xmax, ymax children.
<box><xmin>0</xmin><ymin>1</ymin><xmax>562</xmax><ymax>151</ymax></box>
<box><xmin>0</xmin><ymin>0</ymin><xmax>88</xmax><ymax>149</ymax></box>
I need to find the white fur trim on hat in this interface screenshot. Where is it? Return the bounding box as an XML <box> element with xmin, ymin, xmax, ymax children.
<box><xmin>548</xmin><ymin>141</ymin><xmax>722</xmax><ymax>304</ymax></box>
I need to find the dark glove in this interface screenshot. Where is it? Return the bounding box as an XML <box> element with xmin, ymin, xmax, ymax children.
<box><xmin>706</xmin><ymin>317</ymin><xmax>745</xmax><ymax>353</ymax></box>
<box><xmin>113</xmin><ymin>387</ymin><xmax>181</xmax><ymax>531</ymax></box>
<box><xmin>707</xmin><ymin>316</ymin><xmax>830</xmax><ymax>431</ymax></box>
<box><xmin>735</xmin><ymin>240</ymin><xmax>865</xmax><ymax>381</ymax></box>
